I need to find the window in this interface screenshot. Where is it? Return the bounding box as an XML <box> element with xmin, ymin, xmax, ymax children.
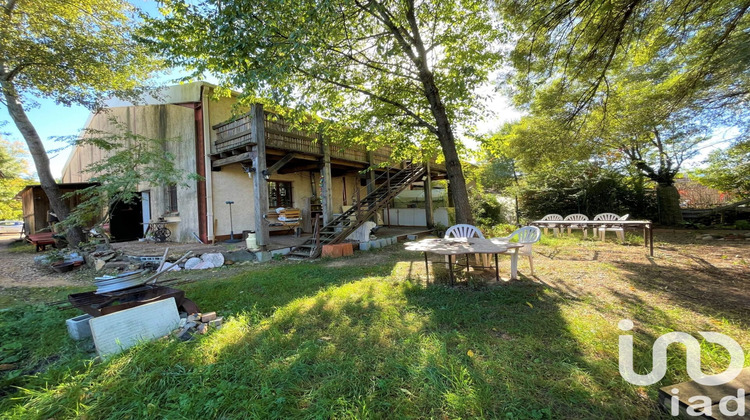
<box><xmin>166</xmin><ymin>184</ymin><xmax>178</xmax><ymax>213</ymax></box>
<box><xmin>268</xmin><ymin>181</ymin><xmax>292</xmax><ymax>208</ymax></box>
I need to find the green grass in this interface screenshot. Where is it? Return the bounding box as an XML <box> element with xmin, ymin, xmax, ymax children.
<box><xmin>5</xmin><ymin>240</ymin><xmax>35</xmax><ymax>254</ymax></box>
<box><xmin>1</xmin><ymin>249</ymin><xmax>747</xmax><ymax>419</ymax></box>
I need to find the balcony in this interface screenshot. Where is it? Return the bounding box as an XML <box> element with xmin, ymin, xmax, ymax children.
<box><xmin>212</xmin><ymin>111</ymin><xmax>394</xmax><ymax>170</ymax></box>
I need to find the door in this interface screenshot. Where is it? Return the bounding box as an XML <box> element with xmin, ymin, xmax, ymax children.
<box><xmin>141</xmin><ymin>190</ymin><xmax>151</xmax><ymax>235</ymax></box>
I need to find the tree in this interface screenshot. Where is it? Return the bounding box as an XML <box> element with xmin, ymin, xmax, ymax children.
<box><xmin>698</xmin><ymin>140</ymin><xmax>750</xmax><ymax>199</ymax></box>
<box><xmin>0</xmin><ymin>138</ymin><xmax>32</xmax><ymax>220</ymax></box>
<box><xmin>492</xmin><ymin>75</ymin><xmax>708</xmax><ymax>224</ymax></box>
<box><xmin>497</xmin><ymin>0</ymin><xmax>750</xmax><ymax>224</ymax></box>
<box><xmin>143</xmin><ymin>0</ymin><xmax>505</xmax><ymax>224</ymax></box>
<box><xmin>60</xmin><ymin>121</ymin><xmax>201</xmax><ymax>230</ymax></box>
<box><xmin>1</xmin><ymin>0</ymin><xmax>160</xmax><ymax>245</ymax></box>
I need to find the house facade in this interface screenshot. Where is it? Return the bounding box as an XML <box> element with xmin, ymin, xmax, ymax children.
<box><xmin>62</xmin><ymin>82</ymin><xmax>449</xmax><ymax>245</ymax></box>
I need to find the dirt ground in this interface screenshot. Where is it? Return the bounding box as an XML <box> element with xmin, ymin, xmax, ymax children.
<box><xmin>1</xmin><ymin>229</ymin><xmax>748</xmax><ymax>319</ymax></box>
<box><xmin>0</xmin><ymin>236</ymin><xmax>90</xmax><ymax>289</ymax></box>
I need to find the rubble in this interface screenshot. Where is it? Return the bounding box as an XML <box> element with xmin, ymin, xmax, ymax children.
<box><xmin>173</xmin><ymin>311</ymin><xmax>223</xmax><ymax>341</ymax></box>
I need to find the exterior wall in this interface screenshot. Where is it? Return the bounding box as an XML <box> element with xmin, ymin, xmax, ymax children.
<box><xmin>61</xmin><ymin>104</ymin><xmax>199</xmax><ymax>242</ymax></box>
<box><xmin>210</xmin><ymin>164</ymin><xmax>317</xmax><ymax>237</ymax></box>
<box><xmin>330</xmin><ymin>172</ymin><xmax>361</xmax><ymax>214</ymax></box>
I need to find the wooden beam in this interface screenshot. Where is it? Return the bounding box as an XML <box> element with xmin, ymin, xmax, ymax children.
<box><xmin>265</xmin><ymin>153</ymin><xmax>298</xmax><ymax>176</ymax></box>
<box><xmin>278</xmin><ymin>163</ymin><xmax>321</xmax><ymax>174</ymax></box>
<box><xmin>425</xmin><ymin>160</ymin><xmax>434</xmax><ymax>228</ymax></box>
<box><xmin>211</xmin><ymin>151</ymin><xmax>256</xmax><ymax>168</ymax></box>
<box><xmin>252</xmin><ymin>104</ymin><xmax>269</xmax><ymax>250</ymax></box>
<box><xmin>320</xmin><ymin>134</ymin><xmax>334</xmax><ymax>225</ymax></box>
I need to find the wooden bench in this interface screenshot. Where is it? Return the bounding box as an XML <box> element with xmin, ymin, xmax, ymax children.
<box><xmin>26</xmin><ymin>232</ymin><xmax>56</xmax><ymax>252</ymax></box>
<box><xmin>264</xmin><ymin>208</ymin><xmax>302</xmax><ymax>234</ymax></box>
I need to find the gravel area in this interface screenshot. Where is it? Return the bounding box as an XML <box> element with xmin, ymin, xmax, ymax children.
<box><xmin>0</xmin><ymin>236</ymin><xmax>90</xmax><ymax>289</ymax></box>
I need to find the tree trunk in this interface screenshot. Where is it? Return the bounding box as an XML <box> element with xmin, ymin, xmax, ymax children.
<box><xmin>656</xmin><ymin>183</ymin><xmax>683</xmax><ymax>225</ymax></box>
<box><xmin>417</xmin><ymin>71</ymin><xmax>473</xmax><ymax>224</ymax></box>
<box><xmin>0</xmin><ymin>77</ymin><xmax>86</xmax><ymax>246</ymax></box>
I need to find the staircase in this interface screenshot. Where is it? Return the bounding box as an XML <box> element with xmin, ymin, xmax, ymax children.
<box><xmin>288</xmin><ymin>163</ymin><xmax>426</xmax><ymax>259</ymax></box>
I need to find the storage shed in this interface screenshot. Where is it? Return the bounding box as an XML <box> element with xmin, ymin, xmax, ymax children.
<box><xmin>16</xmin><ymin>183</ymin><xmax>99</xmax><ymax>234</ymax></box>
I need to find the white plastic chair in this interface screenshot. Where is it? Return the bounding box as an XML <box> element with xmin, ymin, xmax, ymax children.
<box><xmin>490</xmin><ymin>226</ymin><xmax>541</xmax><ymax>275</ymax></box>
<box><xmin>563</xmin><ymin>213</ymin><xmax>589</xmax><ymax>237</ymax></box>
<box><xmin>599</xmin><ymin>214</ymin><xmax>629</xmax><ymax>242</ymax></box>
<box><xmin>593</xmin><ymin>213</ymin><xmax>621</xmax><ymax>239</ymax></box>
<box><xmin>540</xmin><ymin>214</ymin><xmax>563</xmax><ymax>237</ymax></box>
<box><xmin>444</xmin><ymin>224</ymin><xmax>487</xmax><ymax>268</ymax></box>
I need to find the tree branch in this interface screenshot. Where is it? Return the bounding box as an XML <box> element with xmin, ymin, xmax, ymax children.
<box><xmin>295</xmin><ymin>66</ymin><xmax>438</xmax><ymax>134</ymax></box>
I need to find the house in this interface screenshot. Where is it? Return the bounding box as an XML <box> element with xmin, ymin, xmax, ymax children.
<box><xmin>61</xmin><ymin>82</ymin><xmax>451</xmax><ymax>247</ymax></box>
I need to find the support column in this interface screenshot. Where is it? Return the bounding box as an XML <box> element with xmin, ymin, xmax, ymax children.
<box><xmin>320</xmin><ymin>134</ymin><xmax>334</xmax><ymax>225</ymax></box>
<box><xmin>252</xmin><ymin>103</ymin><xmax>269</xmax><ymax>251</ymax></box>
<box><xmin>425</xmin><ymin>160</ymin><xmax>434</xmax><ymax>228</ymax></box>
<box><xmin>366</xmin><ymin>152</ymin><xmax>376</xmax><ymax>194</ymax></box>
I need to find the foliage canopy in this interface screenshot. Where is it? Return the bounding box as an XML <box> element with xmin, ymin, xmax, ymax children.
<box><xmin>143</xmin><ymin>0</ymin><xmax>506</xmax><ymax>223</ymax></box>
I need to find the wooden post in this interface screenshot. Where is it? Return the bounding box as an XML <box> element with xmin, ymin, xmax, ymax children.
<box><xmin>424</xmin><ymin>160</ymin><xmax>434</xmax><ymax>228</ymax></box>
<box><xmin>386</xmin><ymin>169</ymin><xmax>391</xmax><ymax>226</ymax></box>
<box><xmin>320</xmin><ymin>134</ymin><xmax>334</xmax><ymax>225</ymax></box>
<box><xmin>366</xmin><ymin>151</ymin><xmax>377</xmax><ymax>223</ymax></box>
<box><xmin>252</xmin><ymin>103</ymin><xmax>269</xmax><ymax>251</ymax></box>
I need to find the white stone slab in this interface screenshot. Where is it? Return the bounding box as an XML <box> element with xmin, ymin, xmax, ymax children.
<box><xmin>89</xmin><ymin>298</ymin><xmax>180</xmax><ymax>357</ymax></box>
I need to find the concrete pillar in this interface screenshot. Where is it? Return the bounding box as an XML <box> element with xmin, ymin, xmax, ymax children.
<box><xmin>252</xmin><ymin>103</ymin><xmax>269</xmax><ymax>250</ymax></box>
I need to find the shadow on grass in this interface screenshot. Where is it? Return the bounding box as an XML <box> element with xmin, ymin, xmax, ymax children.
<box><xmin>4</xmin><ymin>253</ymin><xmax>683</xmax><ymax>419</ymax></box>
<box><xmin>608</xmin><ymin>259</ymin><xmax>750</xmax><ymax>323</ymax></box>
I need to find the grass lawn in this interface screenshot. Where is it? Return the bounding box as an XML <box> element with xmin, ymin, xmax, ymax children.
<box><xmin>1</xmin><ymin>231</ymin><xmax>748</xmax><ymax>418</ymax></box>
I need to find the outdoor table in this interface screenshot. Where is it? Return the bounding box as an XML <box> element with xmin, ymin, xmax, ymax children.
<box><xmin>404</xmin><ymin>237</ymin><xmax>524</xmax><ymax>285</ymax></box>
<box><xmin>529</xmin><ymin>219</ymin><xmax>654</xmax><ymax>256</ymax></box>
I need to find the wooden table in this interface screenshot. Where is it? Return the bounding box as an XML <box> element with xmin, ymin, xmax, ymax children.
<box><xmin>405</xmin><ymin>238</ymin><xmax>524</xmax><ymax>285</ymax></box>
<box><xmin>529</xmin><ymin>220</ymin><xmax>654</xmax><ymax>256</ymax></box>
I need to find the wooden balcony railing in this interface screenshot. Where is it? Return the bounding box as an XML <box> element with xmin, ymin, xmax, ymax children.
<box><xmin>213</xmin><ymin>111</ymin><xmax>393</xmax><ymax>166</ymax></box>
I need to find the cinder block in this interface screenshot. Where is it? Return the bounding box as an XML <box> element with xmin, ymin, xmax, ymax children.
<box><xmin>66</xmin><ymin>314</ymin><xmax>93</xmax><ymax>341</ymax></box>
<box><xmin>359</xmin><ymin>242</ymin><xmax>370</xmax><ymax>251</ymax></box>
<box><xmin>89</xmin><ymin>298</ymin><xmax>180</xmax><ymax>357</ymax></box>
<box><xmin>370</xmin><ymin>240</ymin><xmax>381</xmax><ymax>249</ymax></box>
<box><xmin>378</xmin><ymin>239</ymin><xmax>388</xmax><ymax>248</ymax></box>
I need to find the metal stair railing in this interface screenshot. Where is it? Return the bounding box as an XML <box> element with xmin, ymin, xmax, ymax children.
<box><xmin>288</xmin><ymin>163</ymin><xmax>425</xmax><ymax>259</ymax></box>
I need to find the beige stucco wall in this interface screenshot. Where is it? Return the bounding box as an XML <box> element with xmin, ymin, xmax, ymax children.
<box><xmin>61</xmin><ymin>104</ymin><xmax>199</xmax><ymax>242</ymax></box>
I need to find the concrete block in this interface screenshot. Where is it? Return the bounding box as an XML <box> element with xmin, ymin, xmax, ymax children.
<box><xmin>66</xmin><ymin>314</ymin><xmax>93</xmax><ymax>341</ymax></box>
<box><xmin>208</xmin><ymin>317</ymin><xmax>223</xmax><ymax>328</ymax></box>
<box><xmin>378</xmin><ymin>239</ymin><xmax>388</xmax><ymax>248</ymax></box>
<box><xmin>89</xmin><ymin>298</ymin><xmax>180</xmax><ymax>357</ymax></box>
<box><xmin>370</xmin><ymin>240</ymin><xmax>381</xmax><ymax>249</ymax></box>
<box><xmin>359</xmin><ymin>242</ymin><xmax>371</xmax><ymax>251</ymax></box>
<box><xmin>254</xmin><ymin>251</ymin><xmax>272</xmax><ymax>262</ymax></box>
<box><xmin>407</xmin><ymin>234</ymin><xmax>417</xmax><ymax>241</ymax></box>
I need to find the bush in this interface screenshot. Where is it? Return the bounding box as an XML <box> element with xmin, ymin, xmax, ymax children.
<box><xmin>515</xmin><ymin>163</ymin><xmax>657</xmax><ymax>220</ymax></box>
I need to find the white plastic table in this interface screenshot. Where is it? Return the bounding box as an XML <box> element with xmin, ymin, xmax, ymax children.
<box><xmin>530</xmin><ymin>219</ymin><xmax>654</xmax><ymax>256</ymax></box>
<box><xmin>405</xmin><ymin>238</ymin><xmax>524</xmax><ymax>285</ymax></box>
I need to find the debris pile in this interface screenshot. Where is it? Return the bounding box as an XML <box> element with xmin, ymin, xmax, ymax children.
<box><xmin>173</xmin><ymin>311</ymin><xmax>223</xmax><ymax>341</ymax></box>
